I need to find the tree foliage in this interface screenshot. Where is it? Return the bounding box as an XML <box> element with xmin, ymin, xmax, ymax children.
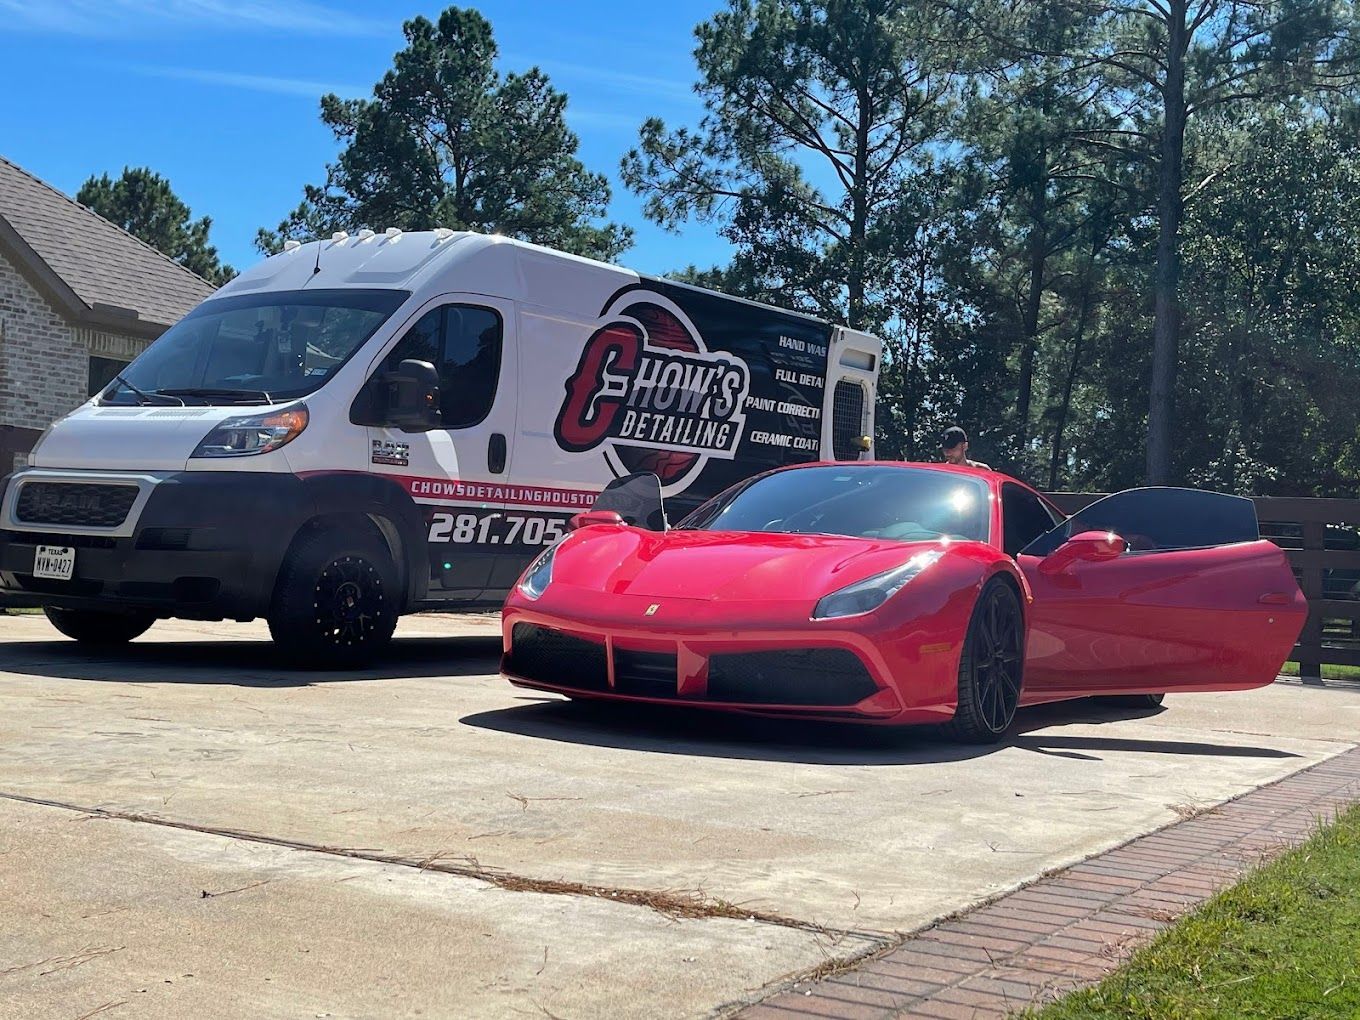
<box><xmin>78</xmin><ymin>167</ymin><xmax>234</xmax><ymax>285</ymax></box>
<box><xmin>259</xmin><ymin>6</ymin><xmax>630</xmax><ymax>261</ymax></box>
<box><xmin>631</xmin><ymin>0</ymin><xmax>1360</xmax><ymax>495</ymax></box>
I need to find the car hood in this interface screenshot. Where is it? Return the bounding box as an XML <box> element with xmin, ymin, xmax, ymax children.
<box><xmin>555</xmin><ymin>527</ymin><xmax>945</xmax><ymax>603</ymax></box>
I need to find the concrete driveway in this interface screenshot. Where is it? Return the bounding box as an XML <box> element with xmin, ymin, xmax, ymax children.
<box><xmin>1</xmin><ymin>613</ymin><xmax>1357</xmax><ymax>1019</ymax></box>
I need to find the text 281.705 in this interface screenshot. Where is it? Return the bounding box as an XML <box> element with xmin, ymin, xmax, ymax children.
<box><xmin>428</xmin><ymin>510</ymin><xmax>567</xmax><ymax>548</ymax></box>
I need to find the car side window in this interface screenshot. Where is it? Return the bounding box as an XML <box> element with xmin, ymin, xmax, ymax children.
<box><xmin>1002</xmin><ymin>483</ymin><xmax>1060</xmax><ymax>557</ymax></box>
<box><xmin>381</xmin><ymin>304</ymin><xmax>503</xmax><ymax>429</ymax></box>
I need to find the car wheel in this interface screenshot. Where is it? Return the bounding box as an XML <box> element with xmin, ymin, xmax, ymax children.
<box><xmin>945</xmin><ymin>579</ymin><xmax>1024</xmax><ymax>744</ymax></box>
<box><xmin>268</xmin><ymin>524</ymin><xmax>399</xmax><ymax>667</ymax></box>
<box><xmin>44</xmin><ymin>607</ymin><xmax>155</xmax><ymax>645</ymax></box>
<box><xmin>1097</xmin><ymin>693</ymin><xmax>1165</xmax><ymax>709</ymax></box>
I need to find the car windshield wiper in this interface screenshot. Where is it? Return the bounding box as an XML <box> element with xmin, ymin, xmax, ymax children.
<box><xmin>108</xmin><ymin>373</ymin><xmax>185</xmax><ymax>406</ymax></box>
<box><xmin>155</xmin><ymin>387</ymin><xmax>275</xmax><ymax>405</ymax></box>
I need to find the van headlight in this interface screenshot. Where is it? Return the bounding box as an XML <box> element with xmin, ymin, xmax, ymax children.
<box><xmin>191</xmin><ymin>406</ymin><xmax>308</xmax><ymax>458</ymax></box>
<box><xmin>812</xmin><ymin>550</ymin><xmax>942</xmax><ymax>620</ymax></box>
<box><xmin>517</xmin><ymin>545</ymin><xmax>557</xmax><ymax>600</ymax></box>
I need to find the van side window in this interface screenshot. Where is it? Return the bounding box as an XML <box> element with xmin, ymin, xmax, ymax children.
<box><xmin>382</xmin><ymin>305</ymin><xmax>503</xmax><ymax>429</ymax></box>
<box><xmin>1002</xmin><ymin>483</ymin><xmax>1061</xmax><ymax>557</ymax></box>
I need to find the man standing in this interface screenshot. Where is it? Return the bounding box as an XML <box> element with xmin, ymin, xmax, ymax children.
<box><xmin>941</xmin><ymin>426</ymin><xmax>990</xmax><ymax>469</ymax></box>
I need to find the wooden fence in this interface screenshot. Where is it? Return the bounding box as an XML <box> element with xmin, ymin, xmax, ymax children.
<box><xmin>1048</xmin><ymin>492</ymin><xmax>1360</xmax><ymax>683</ymax></box>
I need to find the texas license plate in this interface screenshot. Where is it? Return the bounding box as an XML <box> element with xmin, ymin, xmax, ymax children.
<box><xmin>33</xmin><ymin>545</ymin><xmax>75</xmax><ymax>581</ymax></box>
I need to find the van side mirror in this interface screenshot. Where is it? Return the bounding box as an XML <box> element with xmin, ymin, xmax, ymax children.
<box><xmin>569</xmin><ymin>510</ymin><xmax>625</xmax><ymax>531</ymax></box>
<box><xmin>383</xmin><ymin>359</ymin><xmax>441</xmax><ymax>432</ymax></box>
<box><xmin>1040</xmin><ymin>530</ymin><xmax>1127</xmax><ymax>574</ymax></box>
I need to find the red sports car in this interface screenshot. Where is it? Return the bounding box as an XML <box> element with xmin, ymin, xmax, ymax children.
<box><xmin>500</xmin><ymin>463</ymin><xmax>1307</xmax><ymax>742</ymax></box>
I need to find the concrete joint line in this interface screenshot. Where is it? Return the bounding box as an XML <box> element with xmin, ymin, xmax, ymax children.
<box><xmin>0</xmin><ymin>789</ymin><xmax>892</xmax><ymax>945</ymax></box>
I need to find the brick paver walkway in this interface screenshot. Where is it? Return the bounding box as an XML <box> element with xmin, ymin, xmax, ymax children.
<box><xmin>739</xmin><ymin>746</ymin><xmax>1360</xmax><ymax>1020</ymax></box>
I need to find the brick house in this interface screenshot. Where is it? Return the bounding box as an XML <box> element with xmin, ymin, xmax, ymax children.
<box><xmin>0</xmin><ymin>156</ymin><xmax>216</xmax><ymax>472</ymax></box>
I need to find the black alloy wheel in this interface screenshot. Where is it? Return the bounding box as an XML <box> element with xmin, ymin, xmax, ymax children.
<box><xmin>314</xmin><ymin>554</ymin><xmax>387</xmax><ymax>648</ymax></box>
<box><xmin>946</xmin><ymin>580</ymin><xmax>1025</xmax><ymax>743</ymax></box>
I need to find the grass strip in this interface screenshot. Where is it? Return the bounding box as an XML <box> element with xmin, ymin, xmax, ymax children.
<box><xmin>1029</xmin><ymin>804</ymin><xmax>1360</xmax><ymax>1019</ymax></box>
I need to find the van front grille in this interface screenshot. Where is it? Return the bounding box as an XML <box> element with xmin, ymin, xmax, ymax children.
<box><xmin>15</xmin><ymin>482</ymin><xmax>138</xmax><ymax>529</ymax></box>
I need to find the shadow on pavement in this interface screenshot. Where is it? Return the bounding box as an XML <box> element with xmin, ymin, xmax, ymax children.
<box><xmin>0</xmin><ymin>635</ymin><xmax>502</xmax><ymax>687</ymax></box>
<box><xmin>459</xmin><ymin>697</ymin><xmax>1301</xmax><ymax>767</ymax></box>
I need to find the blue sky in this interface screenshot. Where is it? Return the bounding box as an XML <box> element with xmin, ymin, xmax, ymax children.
<box><xmin>0</xmin><ymin>0</ymin><xmax>733</xmax><ymax>276</ymax></box>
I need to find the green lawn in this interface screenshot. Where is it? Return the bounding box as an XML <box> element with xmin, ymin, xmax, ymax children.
<box><xmin>1029</xmin><ymin>805</ymin><xmax>1360</xmax><ymax>1019</ymax></box>
<box><xmin>1279</xmin><ymin>661</ymin><xmax>1360</xmax><ymax>682</ymax></box>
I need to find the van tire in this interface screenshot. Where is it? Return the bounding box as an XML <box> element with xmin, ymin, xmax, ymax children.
<box><xmin>268</xmin><ymin>524</ymin><xmax>399</xmax><ymax>667</ymax></box>
<box><xmin>44</xmin><ymin>607</ymin><xmax>155</xmax><ymax>645</ymax></box>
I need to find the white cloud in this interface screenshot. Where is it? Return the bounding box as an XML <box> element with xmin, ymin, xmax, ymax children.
<box><xmin>0</xmin><ymin>0</ymin><xmax>391</xmax><ymax>37</ymax></box>
<box><xmin>506</xmin><ymin>54</ymin><xmax>696</xmax><ymax>104</ymax></box>
<box><xmin>122</xmin><ymin>63</ymin><xmax>366</xmax><ymax>98</ymax></box>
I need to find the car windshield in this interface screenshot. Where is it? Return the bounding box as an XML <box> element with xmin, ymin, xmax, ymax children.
<box><xmin>101</xmin><ymin>288</ymin><xmax>409</xmax><ymax>405</ymax></box>
<box><xmin>681</xmin><ymin>465</ymin><xmax>990</xmax><ymax>542</ymax></box>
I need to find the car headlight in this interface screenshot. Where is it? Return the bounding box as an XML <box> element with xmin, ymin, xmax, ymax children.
<box><xmin>812</xmin><ymin>550</ymin><xmax>942</xmax><ymax>620</ymax></box>
<box><xmin>517</xmin><ymin>544</ymin><xmax>557</xmax><ymax>600</ymax></box>
<box><xmin>191</xmin><ymin>405</ymin><xmax>308</xmax><ymax>458</ymax></box>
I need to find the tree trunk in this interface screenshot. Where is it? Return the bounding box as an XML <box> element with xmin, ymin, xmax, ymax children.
<box><xmin>1018</xmin><ymin>219</ymin><xmax>1046</xmax><ymax>457</ymax></box>
<box><xmin>1048</xmin><ymin>278</ymin><xmax>1094</xmax><ymax>491</ymax></box>
<box><xmin>1146</xmin><ymin>2</ymin><xmax>1189</xmax><ymax>485</ymax></box>
<box><xmin>847</xmin><ymin>87</ymin><xmax>871</xmax><ymax>330</ymax></box>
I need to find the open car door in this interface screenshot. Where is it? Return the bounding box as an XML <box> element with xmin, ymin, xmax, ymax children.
<box><xmin>1017</xmin><ymin>487</ymin><xmax>1307</xmax><ymax>696</ymax></box>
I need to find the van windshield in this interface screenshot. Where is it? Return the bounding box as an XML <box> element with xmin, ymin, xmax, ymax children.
<box><xmin>102</xmin><ymin>289</ymin><xmax>409</xmax><ymax>405</ymax></box>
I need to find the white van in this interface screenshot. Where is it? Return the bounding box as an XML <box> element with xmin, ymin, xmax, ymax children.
<box><xmin>0</xmin><ymin>230</ymin><xmax>881</xmax><ymax>662</ymax></box>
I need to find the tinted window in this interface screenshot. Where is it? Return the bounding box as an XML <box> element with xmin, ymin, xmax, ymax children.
<box><xmin>682</xmin><ymin>465</ymin><xmax>989</xmax><ymax>543</ymax></box>
<box><xmin>105</xmin><ymin>289</ymin><xmax>407</xmax><ymax>404</ymax></box>
<box><xmin>382</xmin><ymin>305</ymin><xmax>503</xmax><ymax>429</ymax></box>
<box><xmin>1003</xmin><ymin>483</ymin><xmax>1061</xmax><ymax>557</ymax></box>
<box><xmin>1022</xmin><ymin>487</ymin><xmax>1259</xmax><ymax>557</ymax></box>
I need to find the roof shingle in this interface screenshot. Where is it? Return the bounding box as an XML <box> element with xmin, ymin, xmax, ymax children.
<box><xmin>0</xmin><ymin>155</ymin><xmax>216</xmax><ymax>329</ymax></box>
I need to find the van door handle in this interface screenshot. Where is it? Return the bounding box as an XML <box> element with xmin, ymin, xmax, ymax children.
<box><xmin>488</xmin><ymin>433</ymin><xmax>507</xmax><ymax>474</ymax></box>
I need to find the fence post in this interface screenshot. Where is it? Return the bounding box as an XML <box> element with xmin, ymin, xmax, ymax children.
<box><xmin>1298</xmin><ymin>520</ymin><xmax>1325</xmax><ymax>685</ymax></box>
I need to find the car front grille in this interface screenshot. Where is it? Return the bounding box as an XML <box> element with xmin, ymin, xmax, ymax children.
<box><xmin>707</xmin><ymin>648</ymin><xmax>878</xmax><ymax>706</ymax></box>
<box><xmin>14</xmin><ymin>482</ymin><xmax>138</xmax><ymax>529</ymax></box>
<box><xmin>613</xmin><ymin>647</ymin><xmax>679</xmax><ymax>698</ymax></box>
<box><xmin>507</xmin><ymin>624</ymin><xmax>609</xmax><ymax>691</ymax></box>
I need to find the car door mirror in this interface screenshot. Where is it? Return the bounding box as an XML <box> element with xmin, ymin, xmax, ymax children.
<box><xmin>591</xmin><ymin>472</ymin><xmax>667</xmax><ymax>531</ymax></box>
<box><xmin>569</xmin><ymin>510</ymin><xmax>625</xmax><ymax>531</ymax></box>
<box><xmin>1040</xmin><ymin>530</ymin><xmax>1127</xmax><ymax>574</ymax></box>
<box><xmin>383</xmin><ymin>359</ymin><xmax>441</xmax><ymax>432</ymax></box>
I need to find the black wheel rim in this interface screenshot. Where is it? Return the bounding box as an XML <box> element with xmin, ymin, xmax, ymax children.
<box><xmin>313</xmin><ymin>555</ymin><xmax>386</xmax><ymax>647</ymax></box>
<box><xmin>971</xmin><ymin>588</ymin><xmax>1022</xmax><ymax>732</ymax></box>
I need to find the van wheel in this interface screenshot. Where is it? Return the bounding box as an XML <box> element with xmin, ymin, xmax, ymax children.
<box><xmin>44</xmin><ymin>607</ymin><xmax>155</xmax><ymax>645</ymax></box>
<box><xmin>945</xmin><ymin>580</ymin><xmax>1024</xmax><ymax>744</ymax></box>
<box><xmin>268</xmin><ymin>525</ymin><xmax>398</xmax><ymax>667</ymax></box>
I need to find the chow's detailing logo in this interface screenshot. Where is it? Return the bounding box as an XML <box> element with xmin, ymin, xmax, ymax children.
<box><xmin>554</xmin><ymin>296</ymin><xmax>751</xmax><ymax>488</ymax></box>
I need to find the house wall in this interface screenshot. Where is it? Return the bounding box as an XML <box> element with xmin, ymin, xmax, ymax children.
<box><xmin>0</xmin><ymin>248</ymin><xmax>149</xmax><ymax>472</ymax></box>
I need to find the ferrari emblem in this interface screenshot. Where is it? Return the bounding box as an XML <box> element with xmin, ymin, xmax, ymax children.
<box><xmin>645</xmin><ymin>604</ymin><xmax>660</xmax><ymax>616</ymax></box>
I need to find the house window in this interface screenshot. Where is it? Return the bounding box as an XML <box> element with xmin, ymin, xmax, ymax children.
<box><xmin>88</xmin><ymin>355</ymin><xmax>129</xmax><ymax>398</ymax></box>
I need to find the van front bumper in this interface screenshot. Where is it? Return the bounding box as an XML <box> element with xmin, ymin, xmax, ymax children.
<box><xmin>0</xmin><ymin>470</ymin><xmax>311</xmax><ymax>620</ymax></box>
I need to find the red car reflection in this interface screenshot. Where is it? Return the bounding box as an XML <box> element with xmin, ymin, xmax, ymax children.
<box><xmin>501</xmin><ymin>463</ymin><xmax>1306</xmax><ymax>742</ymax></box>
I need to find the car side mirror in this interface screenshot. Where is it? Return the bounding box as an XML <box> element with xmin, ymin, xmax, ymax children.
<box><xmin>383</xmin><ymin>359</ymin><xmax>441</xmax><ymax>432</ymax></box>
<box><xmin>590</xmin><ymin>471</ymin><xmax>667</xmax><ymax>531</ymax></box>
<box><xmin>569</xmin><ymin>510</ymin><xmax>625</xmax><ymax>531</ymax></box>
<box><xmin>1040</xmin><ymin>530</ymin><xmax>1127</xmax><ymax>574</ymax></box>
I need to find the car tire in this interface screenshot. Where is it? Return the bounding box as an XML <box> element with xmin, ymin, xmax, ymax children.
<box><xmin>1097</xmin><ymin>693</ymin><xmax>1166</xmax><ymax>709</ymax></box>
<box><xmin>44</xmin><ymin>607</ymin><xmax>155</xmax><ymax>645</ymax></box>
<box><xmin>945</xmin><ymin>579</ymin><xmax>1025</xmax><ymax>744</ymax></box>
<box><xmin>268</xmin><ymin>523</ymin><xmax>399</xmax><ymax>668</ymax></box>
